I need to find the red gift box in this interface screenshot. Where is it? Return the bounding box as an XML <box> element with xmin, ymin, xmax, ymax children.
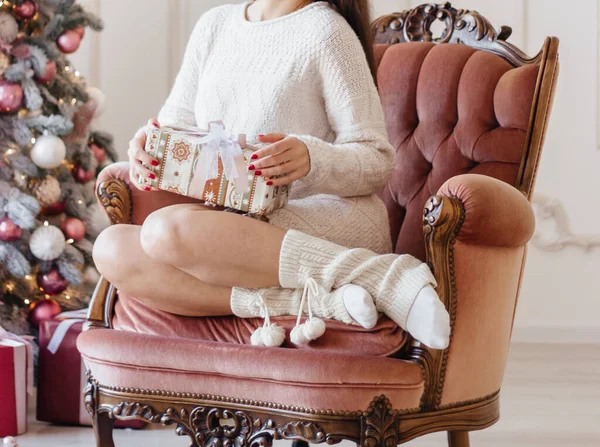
<box><xmin>0</xmin><ymin>333</ymin><xmax>31</xmax><ymax>437</ymax></box>
<box><xmin>37</xmin><ymin>312</ymin><xmax>144</xmax><ymax>428</ymax></box>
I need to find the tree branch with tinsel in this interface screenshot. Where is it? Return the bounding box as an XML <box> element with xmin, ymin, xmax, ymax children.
<box><xmin>0</xmin><ymin>0</ymin><xmax>114</xmax><ymax>333</ymax></box>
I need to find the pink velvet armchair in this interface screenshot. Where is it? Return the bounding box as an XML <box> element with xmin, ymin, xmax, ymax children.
<box><xmin>77</xmin><ymin>3</ymin><xmax>559</xmax><ymax>447</ymax></box>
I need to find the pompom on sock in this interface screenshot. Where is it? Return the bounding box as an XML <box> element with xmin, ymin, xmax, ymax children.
<box><xmin>250</xmin><ymin>296</ymin><xmax>286</xmax><ymax>347</ymax></box>
<box><xmin>291</xmin><ymin>278</ymin><xmax>328</xmax><ymax>346</ymax></box>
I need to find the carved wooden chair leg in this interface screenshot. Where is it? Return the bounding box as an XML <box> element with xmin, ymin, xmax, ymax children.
<box><xmin>447</xmin><ymin>431</ymin><xmax>470</xmax><ymax>447</ymax></box>
<box><xmin>292</xmin><ymin>441</ymin><xmax>310</xmax><ymax>447</ymax></box>
<box><xmin>93</xmin><ymin>411</ymin><xmax>115</xmax><ymax>447</ymax></box>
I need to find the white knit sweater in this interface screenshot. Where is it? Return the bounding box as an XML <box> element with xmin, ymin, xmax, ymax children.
<box><xmin>158</xmin><ymin>2</ymin><xmax>395</xmax><ymax>254</ymax></box>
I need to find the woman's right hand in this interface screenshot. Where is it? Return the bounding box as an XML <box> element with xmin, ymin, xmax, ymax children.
<box><xmin>128</xmin><ymin>118</ymin><xmax>161</xmax><ymax>191</ymax></box>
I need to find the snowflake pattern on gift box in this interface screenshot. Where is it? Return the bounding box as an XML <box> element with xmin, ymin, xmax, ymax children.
<box><xmin>171</xmin><ymin>141</ymin><xmax>192</xmax><ymax>163</ymax></box>
<box><xmin>204</xmin><ymin>191</ymin><xmax>216</xmax><ymax>203</ymax></box>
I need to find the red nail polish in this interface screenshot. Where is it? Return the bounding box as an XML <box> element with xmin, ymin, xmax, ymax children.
<box><xmin>144</xmin><ymin>186</ymin><xmax>151</xmax><ymax>192</ymax></box>
<box><xmin>248</xmin><ymin>164</ymin><xmax>256</xmax><ymax>171</ymax></box>
<box><xmin>153</xmin><ymin>122</ymin><xmax>160</xmax><ymax>128</ymax></box>
<box><xmin>254</xmin><ymin>170</ymin><xmax>262</xmax><ymax>176</ymax></box>
<box><xmin>251</xmin><ymin>154</ymin><xmax>259</xmax><ymax>160</ymax></box>
<box><xmin>258</xmin><ymin>134</ymin><xmax>265</xmax><ymax>138</ymax></box>
<box><xmin>149</xmin><ymin>173</ymin><xmax>156</xmax><ymax>179</ymax></box>
<box><xmin>267</xmin><ymin>181</ymin><xmax>273</xmax><ymax>186</ymax></box>
<box><xmin>151</xmin><ymin>160</ymin><xmax>159</xmax><ymax>166</ymax></box>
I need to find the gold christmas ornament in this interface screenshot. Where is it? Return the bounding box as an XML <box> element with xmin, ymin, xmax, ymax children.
<box><xmin>0</xmin><ymin>51</ymin><xmax>9</xmax><ymax>76</ymax></box>
<box><xmin>29</xmin><ymin>175</ymin><xmax>62</xmax><ymax>208</ymax></box>
<box><xmin>13</xmin><ymin>169</ymin><xmax>28</xmax><ymax>188</ymax></box>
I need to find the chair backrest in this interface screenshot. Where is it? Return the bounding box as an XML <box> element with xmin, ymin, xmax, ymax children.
<box><xmin>373</xmin><ymin>2</ymin><xmax>559</xmax><ymax>260</ymax></box>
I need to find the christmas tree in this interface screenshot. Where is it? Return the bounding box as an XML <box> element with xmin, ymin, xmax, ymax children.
<box><xmin>0</xmin><ymin>0</ymin><xmax>116</xmax><ymax>335</ymax></box>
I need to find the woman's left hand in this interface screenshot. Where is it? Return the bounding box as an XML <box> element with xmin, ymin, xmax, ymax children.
<box><xmin>248</xmin><ymin>133</ymin><xmax>310</xmax><ymax>186</ymax></box>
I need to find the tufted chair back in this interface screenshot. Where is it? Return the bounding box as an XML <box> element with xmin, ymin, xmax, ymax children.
<box><xmin>373</xmin><ymin>4</ymin><xmax>559</xmax><ymax>260</ymax></box>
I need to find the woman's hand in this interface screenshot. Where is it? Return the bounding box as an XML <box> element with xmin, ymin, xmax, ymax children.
<box><xmin>128</xmin><ymin>118</ymin><xmax>161</xmax><ymax>191</ymax></box>
<box><xmin>248</xmin><ymin>134</ymin><xmax>310</xmax><ymax>186</ymax></box>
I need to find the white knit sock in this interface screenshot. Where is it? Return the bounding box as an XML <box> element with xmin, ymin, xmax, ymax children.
<box><xmin>278</xmin><ymin>230</ymin><xmax>448</xmax><ymax>348</ymax></box>
<box><xmin>231</xmin><ymin>283</ymin><xmax>372</xmax><ymax>347</ymax></box>
<box><xmin>407</xmin><ymin>286</ymin><xmax>450</xmax><ymax>349</ymax></box>
<box><xmin>342</xmin><ymin>285</ymin><xmax>378</xmax><ymax>330</ymax></box>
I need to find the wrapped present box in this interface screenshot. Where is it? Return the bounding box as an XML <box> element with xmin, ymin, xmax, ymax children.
<box><xmin>37</xmin><ymin>312</ymin><xmax>144</xmax><ymax>428</ymax></box>
<box><xmin>0</xmin><ymin>332</ymin><xmax>31</xmax><ymax>437</ymax></box>
<box><xmin>142</xmin><ymin>123</ymin><xmax>290</xmax><ymax>217</ymax></box>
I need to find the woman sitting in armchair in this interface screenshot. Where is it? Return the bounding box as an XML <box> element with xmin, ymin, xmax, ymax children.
<box><xmin>93</xmin><ymin>0</ymin><xmax>450</xmax><ymax>349</ymax></box>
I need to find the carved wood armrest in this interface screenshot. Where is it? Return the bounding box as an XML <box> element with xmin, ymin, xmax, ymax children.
<box><xmin>412</xmin><ymin>195</ymin><xmax>465</xmax><ymax>411</ymax></box>
<box><xmin>85</xmin><ymin>179</ymin><xmax>133</xmax><ymax>331</ymax></box>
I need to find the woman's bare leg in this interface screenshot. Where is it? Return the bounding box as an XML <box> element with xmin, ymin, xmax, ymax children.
<box><xmin>140</xmin><ymin>204</ymin><xmax>286</xmax><ymax>289</ymax></box>
<box><xmin>93</xmin><ymin>224</ymin><xmax>232</xmax><ymax>316</ymax></box>
<box><xmin>97</xmin><ymin>204</ymin><xmax>448</xmax><ymax>349</ymax></box>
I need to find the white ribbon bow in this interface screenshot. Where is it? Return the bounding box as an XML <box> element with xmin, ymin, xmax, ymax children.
<box><xmin>46</xmin><ymin>309</ymin><xmax>88</xmax><ymax>355</ymax></box>
<box><xmin>0</xmin><ymin>326</ymin><xmax>35</xmax><ymax>395</ymax></box>
<box><xmin>194</xmin><ymin>122</ymin><xmax>249</xmax><ymax>194</ymax></box>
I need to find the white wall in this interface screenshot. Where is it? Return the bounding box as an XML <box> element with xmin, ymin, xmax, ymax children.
<box><xmin>73</xmin><ymin>0</ymin><xmax>600</xmax><ymax>342</ymax></box>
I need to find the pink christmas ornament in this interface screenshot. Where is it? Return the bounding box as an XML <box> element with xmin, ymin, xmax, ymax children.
<box><xmin>0</xmin><ymin>80</ymin><xmax>23</xmax><ymax>113</ymax></box>
<box><xmin>74</xmin><ymin>26</ymin><xmax>85</xmax><ymax>38</ymax></box>
<box><xmin>36</xmin><ymin>270</ymin><xmax>68</xmax><ymax>297</ymax></box>
<box><xmin>89</xmin><ymin>143</ymin><xmax>106</xmax><ymax>164</ymax></box>
<box><xmin>28</xmin><ymin>297</ymin><xmax>62</xmax><ymax>328</ymax></box>
<box><xmin>35</xmin><ymin>60</ymin><xmax>56</xmax><ymax>84</ymax></box>
<box><xmin>13</xmin><ymin>0</ymin><xmax>38</xmax><ymax>20</ymax></box>
<box><xmin>73</xmin><ymin>164</ymin><xmax>95</xmax><ymax>184</ymax></box>
<box><xmin>60</xmin><ymin>217</ymin><xmax>85</xmax><ymax>242</ymax></box>
<box><xmin>0</xmin><ymin>217</ymin><xmax>23</xmax><ymax>242</ymax></box>
<box><xmin>56</xmin><ymin>30</ymin><xmax>81</xmax><ymax>54</ymax></box>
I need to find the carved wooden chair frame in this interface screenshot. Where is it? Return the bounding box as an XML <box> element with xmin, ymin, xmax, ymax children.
<box><xmin>84</xmin><ymin>3</ymin><xmax>559</xmax><ymax>447</ymax></box>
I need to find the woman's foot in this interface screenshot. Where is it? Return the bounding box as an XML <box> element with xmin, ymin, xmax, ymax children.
<box><xmin>342</xmin><ymin>285</ymin><xmax>378</xmax><ymax>329</ymax></box>
<box><xmin>406</xmin><ymin>286</ymin><xmax>450</xmax><ymax>349</ymax></box>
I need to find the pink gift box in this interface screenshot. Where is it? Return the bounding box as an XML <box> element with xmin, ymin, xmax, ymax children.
<box><xmin>37</xmin><ymin>315</ymin><xmax>144</xmax><ymax>428</ymax></box>
<box><xmin>0</xmin><ymin>339</ymin><xmax>28</xmax><ymax>437</ymax></box>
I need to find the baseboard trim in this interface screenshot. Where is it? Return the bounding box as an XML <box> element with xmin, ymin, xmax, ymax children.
<box><xmin>511</xmin><ymin>326</ymin><xmax>600</xmax><ymax>344</ymax></box>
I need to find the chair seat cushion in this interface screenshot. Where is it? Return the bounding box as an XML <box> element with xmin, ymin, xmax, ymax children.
<box><xmin>77</xmin><ymin>329</ymin><xmax>424</xmax><ymax>412</ymax></box>
<box><xmin>113</xmin><ymin>293</ymin><xmax>408</xmax><ymax>357</ymax></box>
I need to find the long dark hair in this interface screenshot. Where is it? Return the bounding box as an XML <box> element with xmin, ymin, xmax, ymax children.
<box><xmin>314</xmin><ymin>0</ymin><xmax>376</xmax><ymax>81</ymax></box>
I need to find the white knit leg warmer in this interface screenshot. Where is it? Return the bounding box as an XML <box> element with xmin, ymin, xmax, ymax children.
<box><xmin>278</xmin><ymin>230</ymin><xmax>437</xmax><ymax>331</ymax></box>
<box><xmin>231</xmin><ymin>283</ymin><xmax>358</xmax><ymax>347</ymax></box>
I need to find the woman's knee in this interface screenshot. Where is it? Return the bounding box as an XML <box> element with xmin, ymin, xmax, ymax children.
<box><xmin>140</xmin><ymin>206</ymin><xmax>197</xmax><ymax>261</ymax></box>
<box><xmin>93</xmin><ymin>225</ymin><xmax>135</xmax><ymax>279</ymax></box>
<box><xmin>140</xmin><ymin>206</ymin><xmax>222</xmax><ymax>266</ymax></box>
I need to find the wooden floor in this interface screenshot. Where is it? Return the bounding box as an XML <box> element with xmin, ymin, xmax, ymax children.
<box><xmin>15</xmin><ymin>343</ymin><xmax>600</xmax><ymax>447</ymax></box>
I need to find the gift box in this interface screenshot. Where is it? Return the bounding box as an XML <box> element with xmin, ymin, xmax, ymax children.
<box><xmin>142</xmin><ymin>123</ymin><xmax>290</xmax><ymax>217</ymax></box>
<box><xmin>0</xmin><ymin>331</ymin><xmax>32</xmax><ymax>437</ymax></box>
<box><xmin>37</xmin><ymin>311</ymin><xmax>144</xmax><ymax>428</ymax></box>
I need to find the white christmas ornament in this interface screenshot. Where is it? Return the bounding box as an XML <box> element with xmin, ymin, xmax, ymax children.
<box><xmin>0</xmin><ymin>13</ymin><xmax>18</xmax><ymax>44</ymax></box>
<box><xmin>85</xmin><ymin>203</ymin><xmax>110</xmax><ymax>238</ymax></box>
<box><xmin>86</xmin><ymin>87</ymin><xmax>106</xmax><ymax>117</ymax></box>
<box><xmin>30</xmin><ymin>135</ymin><xmax>66</xmax><ymax>169</ymax></box>
<box><xmin>30</xmin><ymin>224</ymin><xmax>66</xmax><ymax>261</ymax></box>
<box><xmin>84</xmin><ymin>266</ymin><xmax>101</xmax><ymax>284</ymax></box>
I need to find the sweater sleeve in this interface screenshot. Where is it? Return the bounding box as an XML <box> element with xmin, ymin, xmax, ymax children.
<box><xmin>291</xmin><ymin>24</ymin><xmax>395</xmax><ymax>197</ymax></box>
<box><xmin>157</xmin><ymin>13</ymin><xmax>212</xmax><ymax>127</ymax></box>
